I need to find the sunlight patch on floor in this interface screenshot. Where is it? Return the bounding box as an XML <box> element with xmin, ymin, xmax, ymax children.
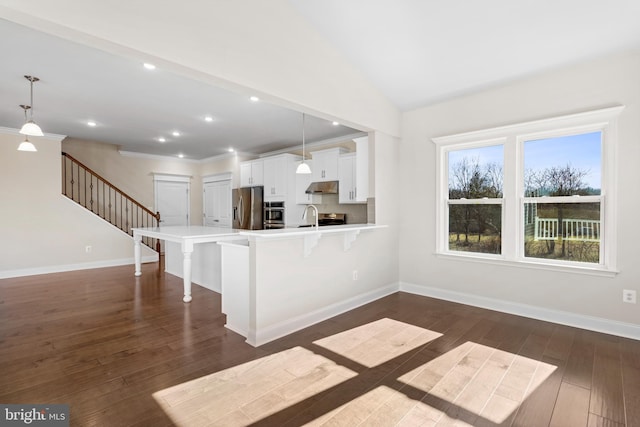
<box><xmin>313</xmin><ymin>318</ymin><xmax>443</xmax><ymax>367</ymax></box>
<box><xmin>152</xmin><ymin>346</ymin><xmax>357</xmax><ymax>426</ymax></box>
<box><xmin>398</xmin><ymin>341</ymin><xmax>557</xmax><ymax>424</ymax></box>
<box><xmin>153</xmin><ymin>320</ymin><xmax>556</xmax><ymax>426</ymax></box>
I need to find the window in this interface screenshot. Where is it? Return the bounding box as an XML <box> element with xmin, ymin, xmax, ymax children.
<box><xmin>523</xmin><ymin>132</ymin><xmax>602</xmax><ymax>264</ymax></box>
<box><xmin>447</xmin><ymin>145</ymin><xmax>503</xmax><ymax>255</ymax></box>
<box><xmin>434</xmin><ymin>106</ymin><xmax>623</xmax><ymax>275</ymax></box>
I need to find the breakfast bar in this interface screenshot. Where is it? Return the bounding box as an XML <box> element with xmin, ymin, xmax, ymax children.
<box><xmin>132</xmin><ymin>226</ymin><xmax>240</xmax><ymax>302</ymax></box>
<box><xmin>133</xmin><ymin>223</ymin><xmax>389</xmax><ymax>346</ymax></box>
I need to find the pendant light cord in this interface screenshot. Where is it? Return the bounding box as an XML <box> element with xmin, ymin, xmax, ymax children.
<box><xmin>302</xmin><ymin>113</ymin><xmax>306</xmax><ymax>161</ymax></box>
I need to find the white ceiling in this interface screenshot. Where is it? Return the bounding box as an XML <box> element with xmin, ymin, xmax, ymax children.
<box><xmin>0</xmin><ymin>18</ymin><xmax>362</xmax><ymax>160</ymax></box>
<box><xmin>289</xmin><ymin>0</ymin><xmax>640</xmax><ymax>111</ymax></box>
<box><xmin>3</xmin><ymin>2</ymin><xmax>640</xmax><ymax>159</ymax></box>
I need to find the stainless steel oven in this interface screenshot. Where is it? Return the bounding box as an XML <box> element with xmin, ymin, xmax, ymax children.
<box><xmin>264</xmin><ymin>201</ymin><xmax>285</xmax><ymax>229</ymax></box>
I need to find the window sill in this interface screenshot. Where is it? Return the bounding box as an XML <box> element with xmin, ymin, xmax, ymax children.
<box><xmin>435</xmin><ymin>252</ymin><xmax>618</xmax><ymax>278</ymax></box>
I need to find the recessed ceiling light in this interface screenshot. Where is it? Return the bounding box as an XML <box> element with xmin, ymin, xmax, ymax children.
<box><xmin>204</xmin><ymin>116</ymin><xmax>214</xmax><ymax>122</ymax></box>
<box><xmin>87</xmin><ymin>121</ymin><xmax>97</xmax><ymax>127</ymax></box>
<box><xmin>332</xmin><ymin>121</ymin><xmax>340</xmax><ymax>126</ymax></box>
<box><xmin>250</xmin><ymin>96</ymin><xmax>260</xmax><ymax>102</ymax></box>
<box><xmin>228</xmin><ymin>147</ymin><xmax>234</xmax><ymax>153</ymax></box>
<box><xmin>172</xmin><ymin>131</ymin><xmax>180</xmax><ymax>137</ymax></box>
<box><xmin>143</xmin><ymin>63</ymin><xmax>156</xmax><ymax>70</ymax></box>
<box><xmin>158</xmin><ymin>137</ymin><xmax>166</xmax><ymax>143</ymax></box>
<box><xmin>178</xmin><ymin>154</ymin><xmax>184</xmax><ymax>158</ymax></box>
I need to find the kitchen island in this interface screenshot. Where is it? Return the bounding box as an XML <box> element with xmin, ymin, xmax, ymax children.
<box><xmin>231</xmin><ymin>223</ymin><xmax>389</xmax><ymax>346</ymax></box>
<box><xmin>133</xmin><ymin>223</ymin><xmax>391</xmax><ymax>346</ymax></box>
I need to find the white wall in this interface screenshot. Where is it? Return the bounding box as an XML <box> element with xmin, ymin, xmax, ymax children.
<box><xmin>0</xmin><ymin>130</ymin><xmax>156</xmax><ymax>278</ymax></box>
<box><xmin>399</xmin><ymin>50</ymin><xmax>640</xmax><ymax>332</ymax></box>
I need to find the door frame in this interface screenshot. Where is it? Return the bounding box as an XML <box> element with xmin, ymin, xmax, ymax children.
<box><xmin>153</xmin><ymin>173</ymin><xmax>191</xmax><ymax>225</ymax></box>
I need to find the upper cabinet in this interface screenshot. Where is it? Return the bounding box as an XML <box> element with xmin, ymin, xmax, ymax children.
<box><xmin>240</xmin><ymin>159</ymin><xmax>263</xmax><ymax>187</ymax></box>
<box><xmin>263</xmin><ymin>154</ymin><xmax>300</xmax><ymax>200</ymax></box>
<box><xmin>310</xmin><ymin>148</ymin><xmax>348</xmax><ymax>182</ymax></box>
<box><xmin>338</xmin><ymin>153</ymin><xmax>357</xmax><ymax>203</ymax></box>
<box><xmin>339</xmin><ymin>136</ymin><xmax>369</xmax><ymax>204</ymax></box>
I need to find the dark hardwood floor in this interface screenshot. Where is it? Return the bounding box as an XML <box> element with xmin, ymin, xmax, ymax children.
<box><xmin>1</xmin><ymin>262</ymin><xmax>638</xmax><ymax>426</ymax></box>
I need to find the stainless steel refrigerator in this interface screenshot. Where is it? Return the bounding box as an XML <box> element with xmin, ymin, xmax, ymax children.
<box><xmin>232</xmin><ymin>186</ymin><xmax>264</xmax><ymax>230</ymax></box>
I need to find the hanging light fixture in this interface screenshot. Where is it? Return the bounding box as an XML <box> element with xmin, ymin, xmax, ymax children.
<box><xmin>17</xmin><ymin>135</ymin><xmax>37</xmax><ymax>152</ymax></box>
<box><xmin>17</xmin><ymin>105</ymin><xmax>37</xmax><ymax>151</ymax></box>
<box><xmin>19</xmin><ymin>75</ymin><xmax>44</xmax><ymax>137</ymax></box>
<box><xmin>296</xmin><ymin>113</ymin><xmax>312</xmax><ymax>174</ymax></box>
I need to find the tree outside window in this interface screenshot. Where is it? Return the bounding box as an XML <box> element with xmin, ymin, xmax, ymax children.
<box><xmin>447</xmin><ymin>145</ymin><xmax>503</xmax><ymax>255</ymax></box>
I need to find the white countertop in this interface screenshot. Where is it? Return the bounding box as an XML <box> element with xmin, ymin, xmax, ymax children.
<box><xmin>132</xmin><ymin>225</ymin><xmax>240</xmax><ymax>243</ymax></box>
<box><xmin>239</xmin><ymin>223</ymin><xmax>385</xmax><ymax>238</ymax></box>
<box><xmin>133</xmin><ymin>224</ymin><xmax>385</xmax><ymax>242</ymax></box>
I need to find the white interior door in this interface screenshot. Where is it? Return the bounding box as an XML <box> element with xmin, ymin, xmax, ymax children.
<box><xmin>155</xmin><ymin>179</ymin><xmax>190</xmax><ymax>226</ymax></box>
<box><xmin>204</xmin><ymin>179</ymin><xmax>231</xmax><ymax>227</ymax></box>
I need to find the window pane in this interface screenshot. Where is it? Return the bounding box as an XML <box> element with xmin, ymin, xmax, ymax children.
<box><xmin>449</xmin><ymin>204</ymin><xmax>502</xmax><ymax>254</ymax></box>
<box><xmin>448</xmin><ymin>145</ymin><xmax>503</xmax><ymax>199</ymax></box>
<box><xmin>524</xmin><ymin>202</ymin><xmax>600</xmax><ymax>263</ymax></box>
<box><xmin>524</xmin><ymin>132</ymin><xmax>601</xmax><ymax>196</ymax></box>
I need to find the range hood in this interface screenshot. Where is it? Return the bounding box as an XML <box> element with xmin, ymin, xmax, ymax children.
<box><xmin>305</xmin><ymin>180</ymin><xmax>338</xmax><ymax>194</ymax></box>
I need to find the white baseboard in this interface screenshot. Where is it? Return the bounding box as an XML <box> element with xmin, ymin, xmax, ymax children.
<box><xmin>0</xmin><ymin>255</ymin><xmax>159</xmax><ymax>279</ymax></box>
<box><xmin>399</xmin><ymin>282</ymin><xmax>640</xmax><ymax>341</ymax></box>
<box><xmin>248</xmin><ymin>283</ymin><xmax>399</xmax><ymax>347</ymax></box>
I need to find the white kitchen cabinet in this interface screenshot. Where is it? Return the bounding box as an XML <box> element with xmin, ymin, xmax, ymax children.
<box><xmin>263</xmin><ymin>155</ymin><xmax>287</xmax><ymax>198</ymax></box>
<box><xmin>339</xmin><ymin>137</ymin><xmax>369</xmax><ymax>204</ymax></box>
<box><xmin>338</xmin><ymin>154</ymin><xmax>360</xmax><ymax>204</ymax></box>
<box><xmin>310</xmin><ymin>147</ymin><xmax>348</xmax><ymax>182</ymax></box>
<box><xmin>295</xmin><ymin>160</ymin><xmax>322</xmax><ymax>205</ymax></box>
<box><xmin>240</xmin><ymin>159</ymin><xmax>263</xmax><ymax>187</ymax></box>
<box><xmin>262</xmin><ymin>154</ymin><xmax>301</xmax><ymax>202</ymax></box>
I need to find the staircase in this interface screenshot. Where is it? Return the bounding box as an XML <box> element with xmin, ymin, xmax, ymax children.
<box><xmin>61</xmin><ymin>152</ymin><xmax>160</xmax><ymax>251</ymax></box>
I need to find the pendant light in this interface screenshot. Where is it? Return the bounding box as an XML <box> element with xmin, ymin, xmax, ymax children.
<box><xmin>296</xmin><ymin>113</ymin><xmax>312</xmax><ymax>174</ymax></box>
<box><xmin>17</xmin><ymin>135</ymin><xmax>37</xmax><ymax>152</ymax></box>
<box><xmin>17</xmin><ymin>105</ymin><xmax>37</xmax><ymax>151</ymax></box>
<box><xmin>19</xmin><ymin>76</ymin><xmax>44</xmax><ymax>137</ymax></box>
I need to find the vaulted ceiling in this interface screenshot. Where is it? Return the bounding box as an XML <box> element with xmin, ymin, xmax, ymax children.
<box><xmin>2</xmin><ymin>1</ymin><xmax>639</xmax><ymax>159</ymax></box>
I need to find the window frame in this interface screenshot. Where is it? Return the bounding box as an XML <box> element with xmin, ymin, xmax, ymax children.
<box><xmin>433</xmin><ymin>106</ymin><xmax>623</xmax><ymax>276</ymax></box>
<box><xmin>444</xmin><ymin>139</ymin><xmax>506</xmax><ymax>259</ymax></box>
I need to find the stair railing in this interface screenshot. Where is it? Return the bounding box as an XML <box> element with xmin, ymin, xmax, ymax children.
<box><xmin>61</xmin><ymin>152</ymin><xmax>161</xmax><ymax>252</ymax></box>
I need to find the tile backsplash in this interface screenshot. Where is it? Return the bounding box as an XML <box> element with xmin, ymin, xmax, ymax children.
<box><xmin>311</xmin><ymin>193</ymin><xmax>371</xmax><ymax>224</ymax></box>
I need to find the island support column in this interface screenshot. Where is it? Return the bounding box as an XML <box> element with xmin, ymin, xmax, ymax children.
<box><xmin>133</xmin><ymin>232</ymin><xmax>142</xmax><ymax>277</ymax></box>
<box><xmin>181</xmin><ymin>241</ymin><xmax>194</xmax><ymax>302</ymax></box>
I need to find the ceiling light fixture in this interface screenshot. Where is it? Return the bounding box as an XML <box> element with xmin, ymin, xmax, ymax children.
<box><xmin>228</xmin><ymin>147</ymin><xmax>234</xmax><ymax>153</ymax></box>
<box><xmin>87</xmin><ymin>121</ymin><xmax>97</xmax><ymax>127</ymax></box>
<box><xmin>17</xmin><ymin>135</ymin><xmax>37</xmax><ymax>152</ymax></box>
<box><xmin>178</xmin><ymin>153</ymin><xmax>184</xmax><ymax>158</ymax></box>
<box><xmin>158</xmin><ymin>137</ymin><xmax>166</xmax><ymax>143</ymax></box>
<box><xmin>17</xmin><ymin>105</ymin><xmax>37</xmax><ymax>151</ymax></box>
<box><xmin>332</xmin><ymin>121</ymin><xmax>340</xmax><ymax>126</ymax></box>
<box><xmin>296</xmin><ymin>113</ymin><xmax>312</xmax><ymax>174</ymax></box>
<box><xmin>172</xmin><ymin>131</ymin><xmax>180</xmax><ymax>137</ymax></box>
<box><xmin>143</xmin><ymin>63</ymin><xmax>156</xmax><ymax>70</ymax></box>
<box><xmin>19</xmin><ymin>76</ymin><xmax>44</xmax><ymax>136</ymax></box>
<box><xmin>250</xmin><ymin>96</ymin><xmax>260</xmax><ymax>102</ymax></box>
<box><xmin>204</xmin><ymin>116</ymin><xmax>214</xmax><ymax>122</ymax></box>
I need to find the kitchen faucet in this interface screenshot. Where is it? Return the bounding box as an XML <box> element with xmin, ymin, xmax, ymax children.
<box><xmin>302</xmin><ymin>204</ymin><xmax>319</xmax><ymax>229</ymax></box>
